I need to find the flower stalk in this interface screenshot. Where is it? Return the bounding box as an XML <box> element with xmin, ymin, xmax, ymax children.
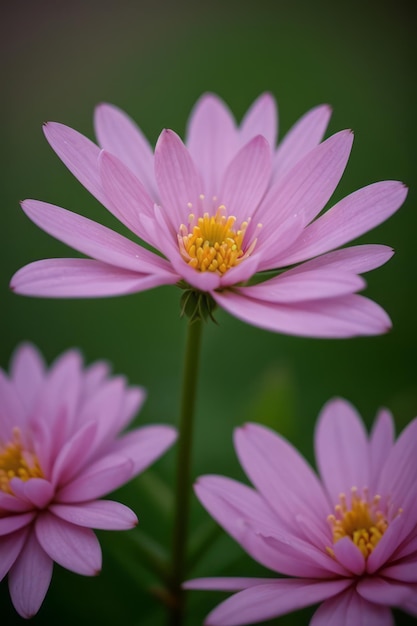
<box><xmin>168</xmin><ymin>316</ymin><xmax>203</xmax><ymax>625</ymax></box>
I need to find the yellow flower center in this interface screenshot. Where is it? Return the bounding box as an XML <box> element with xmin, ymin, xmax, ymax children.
<box><xmin>0</xmin><ymin>428</ymin><xmax>43</xmax><ymax>494</ymax></box>
<box><xmin>326</xmin><ymin>487</ymin><xmax>394</xmax><ymax>559</ymax></box>
<box><xmin>178</xmin><ymin>203</ymin><xmax>257</xmax><ymax>275</ymax></box>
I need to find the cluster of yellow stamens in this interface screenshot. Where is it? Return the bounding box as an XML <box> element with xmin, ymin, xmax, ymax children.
<box><xmin>178</xmin><ymin>203</ymin><xmax>257</xmax><ymax>275</ymax></box>
<box><xmin>0</xmin><ymin>428</ymin><xmax>43</xmax><ymax>494</ymax></box>
<box><xmin>327</xmin><ymin>487</ymin><xmax>391</xmax><ymax>559</ymax></box>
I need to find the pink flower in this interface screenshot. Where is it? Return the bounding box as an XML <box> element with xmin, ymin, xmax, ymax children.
<box><xmin>0</xmin><ymin>343</ymin><xmax>177</xmax><ymax>618</ymax></box>
<box><xmin>11</xmin><ymin>94</ymin><xmax>407</xmax><ymax>337</ymax></box>
<box><xmin>186</xmin><ymin>399</ymin><xmax>417</xmax><ymax>625</ymax></box>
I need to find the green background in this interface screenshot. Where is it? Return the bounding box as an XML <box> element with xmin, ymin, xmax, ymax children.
<box><xmin>1</xmin><ymin>0</ymin><xmax>415</xmax><ymax>624</ymax></box>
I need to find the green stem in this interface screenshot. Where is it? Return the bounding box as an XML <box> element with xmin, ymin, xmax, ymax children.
<box><xmin>168</xmin><ymin>318</ymin><xmax>203</xmax><ymax>626</ymax></box>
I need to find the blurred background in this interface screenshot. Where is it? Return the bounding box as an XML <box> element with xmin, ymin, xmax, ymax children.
<box><xmin>1</xmin><ymin>0</ymin><xmax>415</xmax><ymax>624</ymax></box>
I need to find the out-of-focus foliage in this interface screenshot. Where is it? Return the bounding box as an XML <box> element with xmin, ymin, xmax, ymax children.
<box><xmin>1</xmin><ymin>0</ymin><xmax>415</xmax><ymax>624</ymax></box>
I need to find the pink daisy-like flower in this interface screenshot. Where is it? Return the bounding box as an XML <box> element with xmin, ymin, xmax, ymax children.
<box><xmin>0</xmin><ymin>343</ymin><xmax>177</xmax><ymax>618</ymax></box>
<box><xmin>185</xmin><ymin>399</ymin><xmax>417</xmax><ymax>625</ymax></box>
<box><xmin>11</xmin><ymin>94</ymin><xmax>407</xmax><ymax>337</ymax></box>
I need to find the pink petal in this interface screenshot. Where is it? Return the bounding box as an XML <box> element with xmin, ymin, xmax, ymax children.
<box><xmin>36</xmin><ymin>512</ymin><xmax>101</xmax><ymax>575</ymax></box>
<box><xmin>0</xmin><ymin>512</ymin><xmax>35</xmax><ymax>536</ymax></box>
<box><xmin>10</xmin><ymin>343</ymin><xmax>46</xmax><ymax>414</ymax></box>
<box><xmin>139</xmin><ymin>211</ymin><xmax>162</xmax><ymax>248</ymax></box>
<box><xmin>258</xmin><ymin>532</ymin><xmax>347</xmax><ymax>577</ymax></box>
<box><xmin>254</xmin><ymin>130</ymin><xmax>354</xmax><ymax>254</ymax></box>
<box><xmin>356</xmin><ymin>577</ymin><xmax>416</xmax><ymax>606</ymax></box>
<box><xmin>267</xmin><ymin>244</ymin><xmax>394</xmax><ymax>276</ymax></box>
<box><xmin>78</xmin><ymin>378</ymin><xmax>144</xmax><ymax>440</ymax></box>
<box><xmin>117</xmin><ymin>386</ymin><xmax>147</xmax><ymax>432</ymax></box>
<box><xmin>27</xmin><ymin>415</ymin><xmax>53</xmax><ymax>479</ymax></box>
<box><xmin>75</xmin><ymin>376</ymin><xmax>127</xmax><ymax>445</ymax></box>
<box><xmin>56</xmin><ymin>454</ymin><xmax>133</xmax><ymax>502</ymax></box>
<box><xmin>251</xmin><ymin>209</ymin><xmax>307</xmax><ymax>273</ymax></box>
<box><xmin>332</xmin><ymin>536</ymin><xmax>365</xmax><ymax>575</ymax></box>
<box><xmin>219</xmin><ymin>254</ymin><xmax>261</xmax><ymax>289</ymax></box>
<box><xmin>45</xmin><ymin>347</ymin><xmax>82</xmax><ymax>391</ymax></box>
<box><xmin>184</xmin><ymin>577</ymin><xmax>273</xmax><ymax>592</ymax></box>
<box><xmin>110</xmin><ymin>425</ymin><xmax>177</xmax><ymax>476</ymax></box>
<box><xmin>214</xmin><ymin>290</ymin><xmax>391</xmax><ymax>338</ymax></box>
<box><xmin>219</xmin><ymin>136</ymin><xmax>271</xmax><ymax>220</ymax></box>
<box><xmin>293</xmin><ymin>513</ymin><xmax>333</xmax><ymax>550</ymax></box>
<box><xmin>241</xmin><ymin>269</ymin><xmax>365</xmax><ymax>303</ymax></box>
<box><xmin>377</xmin><ymin>417</ymin><xmax>417</xmax><ymax>514</ymax></box>
<box><xmin>0</xmin><ymin>492</ymin><xmax>33</xmax><ymax>513</ymax></box>
<box><xmin>81</xmin><ymin>361</ymin><xmax>111</xmax><ymax>399</ymax></box>
<box><xmin>30</xmin><ymin>348</ymin><xmax>82</xmax><ymax>451</ymax></box>
<box><xmin>43</xmin><ymin>122</ymin><xmax>107</xmax><ymax>207</ymax></box>
<box><xmin>49</xmin><ymin>500</ymin><xmax>137</xmax><ymax>530</ymax></box>
<box><xmin>240</xmin><ymin>93</ymin><xmax>277</xmax><ymax>150</ymax></box>
<box><xmin>94</xmin><ymin>102</ymin><xmax>157</xmax><ymax>198</ymax></box>
<box><xmin>0</xmin><ymin>369</ymin><xmax>26</xmax><ymax>439</ymax></box>
<box><xmin>369</xmin><ymin>408</ymin><xmax>395</xmax><ymax>491</ymax></box>
<box><xmin>310</xmin><ymin>587</ymin><xmax>394</xmax><ymax>626</ymax></box>
<box><xmin>154</xmin><ymin>129</ymin><xmax>203</xmax><ymax>231</ymax></box>
<box><xmin>212</xmin><ymin>287</ymin><xmax>391</xmax><ymax>337</ymax></box>
<box><xmin>273</xmin><ymin>104</ymin><xmax>332</xmax><ymax>180</ymax></box>
<box><xmin>381</xmin><ymin>556</ymin><xmax>417</xmax><ymax>583</ymax></box>
<box><xmin>186</xmin><ymin>93</ymin><xmax>238</xmax><ymax>194</ymax></box>
<box><xmin>194</xmin><ymin>475</ymin><xmax>301</xmax><ymax>575</ymax></box>
<box><xmin>204</xmin><ymin>579</ymin><xmax>350</xmax><ymax>626</ymax></box>
<box><xmin>234</xmin><ymin>423</ymin><xmax>329</xmax><ymax>530</ymax></box>
<box><xmin>276</xmin><ymin>181</ymin><xmax>407</xmax><ymax>267</ymax></box>
<box><xmin>391</xmin><ymin>531</ymin><xmax>417</xmax><ymax>562</ymax></box>
<box><xmin>99</xmin><ymin>150</ymin><xmax>159</xmax><ymax>245</ymax></box>
<box><xmin>8</xmin><ymin>530</ymin><xmax>53</xmax><ymax>619</ymax></box>
<box><xmin>0</xmin><ymin>527</ymin><xmax>29</xmax><ymax>581</ymax></box>
<box><xmin>21</xmin><ymin>199</ymin><xmax>166</xmax><ymax>274</ymax></box>
<box><xmin>50</xmin><ymin>420</ymin><xmax>99</xmax><ymax>487</ymax></box>
<box><xmin>162</xmin><ymin>249</ymin><xmax>221</xmax><ymax>292</ymax></box>
<box><xmin>11</xmin><ymin>258</ymin><xmax>176</xmax><ymax>298</ymax></box>
<box><xmin>367</xmin><ymin>514</ymin><xmax>411</xmax><ymax>574</ymax></box>
<box><xmin>314</xmin><ymin>398</ymin><xmax>370</xmax><ymax>505</ymax></box>
<box><xmin>10</xmin><ymin>478</ymin><xmax>54</xmax><ymax>509</ymax></box>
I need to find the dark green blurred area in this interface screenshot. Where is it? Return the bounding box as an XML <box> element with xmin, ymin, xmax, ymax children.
<box><xmin>1</xmin><ymin>0</ymin><xmax>415</xmax><ymax>624</ymax></box>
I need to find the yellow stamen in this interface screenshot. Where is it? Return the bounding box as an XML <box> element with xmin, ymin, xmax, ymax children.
<box><xmin>0</xmin><ymin>428</ymin><xmax>43</xmax><ymax>494</ymax></box>
<box><xmin>178</xmin><ymin>205</ymin><xmax>257</xmax><ymax>275</ymax></box>
<box><xmin>327</xmin><ymin>487</ymin><xmax>392</xmax><ymax>559</ymax></box>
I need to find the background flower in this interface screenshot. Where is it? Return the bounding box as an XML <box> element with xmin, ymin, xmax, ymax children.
<box><xmin>11</xmin><ymin>92</ymin><xmax>406</xmax><ymax>338</ymax></box>
<box><xmin>0</xmin><ymin>343</ymin><xmax>177</xmax><ymax>618</ymax></box>
<box><xmin>186</xmin><ymin>398</ymin><xmax>417</xmax><ymax>625</ymax></box>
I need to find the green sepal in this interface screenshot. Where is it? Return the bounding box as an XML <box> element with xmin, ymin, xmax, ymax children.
<box><xmin>179</xmin><ymin>289</ymin><xmax>218</xmax><ymax>324</ymax></box>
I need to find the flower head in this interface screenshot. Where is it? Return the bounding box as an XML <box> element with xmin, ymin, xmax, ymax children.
<box><xmin>186</xmin><ymin>399</ymin><xmax>417</xmax><ymax>625</ymax></box>
<box><xmin>0</xmin><ymin>343</ymin><xmax>176</xmax><ymax>618</ymax></box>
<box><xmin>11</xmin><ymin>94</ymin><xmax>407</xmax><ymax>337</ymax></box>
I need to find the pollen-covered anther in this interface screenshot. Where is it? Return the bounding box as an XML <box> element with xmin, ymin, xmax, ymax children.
<box><xmin>178</xmin><ymin>205</ymin><xmax>257</xmax><ymax>274</ymax></box>
<box><xmin>0</xmin><ymin>428</ymin><xmax>43</xmax><ymax>494</ymax></box>
<box><xmin>326</xmin><ymin>486</ymin><xmax>392</xmax><ymax>559</ymax></box>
